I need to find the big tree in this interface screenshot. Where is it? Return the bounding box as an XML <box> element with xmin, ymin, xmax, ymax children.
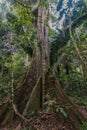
<box><xmin>0</xmin><ymin>0</ymin><xmax>86</xmax><ymax>130</ymax></box>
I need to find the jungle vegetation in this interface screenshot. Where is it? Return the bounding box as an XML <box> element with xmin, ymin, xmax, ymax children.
<box><xmin>0</xmin><ymin>0</ymin><xmax>87</xmax><ymax>130</ymax></box>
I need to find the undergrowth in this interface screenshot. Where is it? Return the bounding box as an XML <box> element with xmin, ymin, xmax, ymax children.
<box><xmin>82</xmin><ymin>121</ymin><xmax>87</xmax><ymax>130</ymax></box>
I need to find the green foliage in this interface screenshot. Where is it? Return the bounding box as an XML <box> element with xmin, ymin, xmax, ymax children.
<box><xmin>56</xmin><ymin>107</ymin><xmax>67</xmax><ymax>118</ymax></box>
<box><xmin>8</xmin><ymin>0</ymin><xmax>15</xmax><ymax>4</ymax></box>
<box><xmin>39</xmin><ymin>0</ymin><xmax>49</xmax><ymax>8</ymax></box>
<box><xmin>0</xmin><ymin>22</ymin><xmax>9</xmax><ymax>37</ymax></box>
<box><xmin>0</xmin><ymin>51</ymin><xmax>26</xmax><ymax>101</ymax></box>
<box><xmin>44</xmin><ymin>97</ymin><xmax>67</xmax><ymax>117</ymax></box>
<box><xmin>84</xmin><ymin>0</ymin><xmax>87</xmax><ymax>5</ymax></box>
<box><xmin>0</xmin><ymin>2</ymin><xmax>5</xmax><ymax>9</ymax></box>
<box><xmin>0</xmin><ymin>0</ymin><xmax>38</xmax><ymax>102</ymax></box>
<box><xmin>43</xmin><ymin>1</ymin><xmax>49</xmax><ymax>9</ymax></box>
<box><xmin>78</xmin><ymin>101</ymin><xmax>87</xmax><ymax>110</ymax></box>
<box><xmin>23</xmin><ymin>109</ymin><xmax>36</xmax><ymax>117</ymax></box>
<box><xmin>0</xmin><ymin>0</ymin><xmax>87</xmax><ymax>119</ymax></box>
<box><xmin>21</xmin><ymin>127</ymin><xmax>27</xmax><ymax>130</ymax></box>
<box><xmin>82</xmin><ymin>121</ymin><xmax>87</xmax><ymax>130</ymax></box>
<box><xmin>21</xmin><ymin>127</ymin><xmax>33</xmax><ymax>130</ymax></box>
<box><xmin>83</xmin><ymin>102</ymin><xmax>87</xmax><ymax>110</ymax></box>
<box><xmin>6</xmin><ymin>12</ymin><xmax>18</xmax><ymax>23</ymax></box>
<box><xmin>50</xmin><ymin>34</ymin><xmax>67</xmax><ymax>66</ymax></box>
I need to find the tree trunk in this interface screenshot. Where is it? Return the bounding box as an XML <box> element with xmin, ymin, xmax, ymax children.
<box><xmin>35</xmin><ymin>4</ymin><xmax>50</xmax><ymax>108</ymax></box>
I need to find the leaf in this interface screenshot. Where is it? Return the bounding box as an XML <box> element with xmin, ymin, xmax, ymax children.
<box><xmin>60</xmin><ymin>108</ymin><xmax>67</xmax><ymax>118</ymax></box>
<box><xmin>56</xmin><ymin>108</ymin><xmax>59</xmax><ymax>112</ymax></box>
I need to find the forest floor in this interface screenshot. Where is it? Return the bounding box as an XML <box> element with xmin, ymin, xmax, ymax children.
<box><xmin>0</xmin><ymin>104</ymin><xmax>87</xmax><ymax>130</ymax></box>
<box><xmin>0</xmin><ymin>86</ymin><xmax>87</xmax><ymax>130</ymax></box>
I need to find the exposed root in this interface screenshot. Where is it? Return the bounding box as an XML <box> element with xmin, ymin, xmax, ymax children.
<box><xmin>0</xmin><ymin>72</ymin><xmax>86</xmax><ymax>130</ymax></box>
<box><xmin>53</xmin><ymin>78</ymin><xmax>83</xmax><ymax>130</ymax></box>
<box><xmin>13</xmin><ymin>104</ymin><xmax>28</xmax><ymax>122</ymax></box>
<box><xmin>13</xmin><ymin>104</ymin><xmax>37</xmax><ymax>130</ymax></box>
<box><xmin>14</xmin><ymin>124</ymin><xmax>21</xmax><ymax>130</ymax></box>
<box><xmin>23</xmin><ymin>75</ymin><xmax>41</xmax><ymax>114</ymax></box>
<box><xmin>55</xmin><ymin>78</ymin><xmax>84</xmax><ymax>120</ymax></box>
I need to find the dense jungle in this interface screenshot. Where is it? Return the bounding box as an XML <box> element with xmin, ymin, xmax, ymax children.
<box><xmin>0</xmin><ymin>0</ymin><xmax>87</xmax><ymax>130</ymax></box>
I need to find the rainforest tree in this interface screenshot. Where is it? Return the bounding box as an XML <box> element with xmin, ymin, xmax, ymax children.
<box><xmin>0</xmin><ymin>0</ymin><xmax>86</xmax><ymax>130</ymax></box>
